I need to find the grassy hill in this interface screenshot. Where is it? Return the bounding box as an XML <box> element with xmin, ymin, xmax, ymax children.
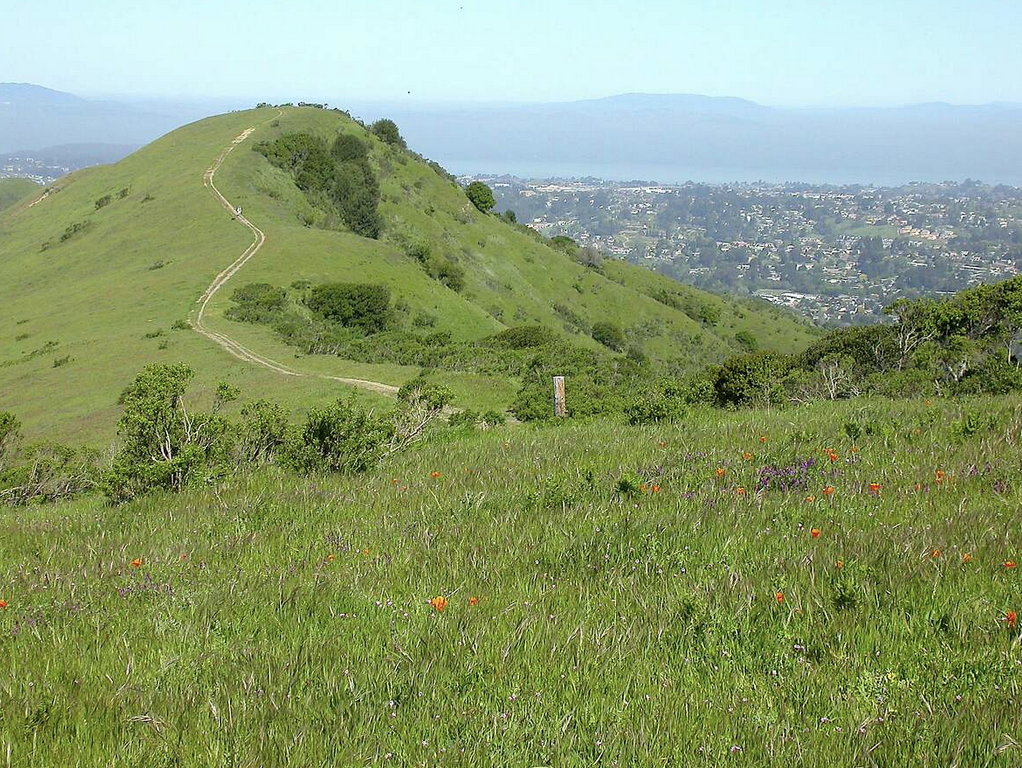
<box><xmin>0</xmin><ymin>178</ymin><xmax>41</xmax><ymax>211</ymax></box>
<box><xmin>2</xmin><ymin>395</ymin><xmax>1020</xmax><ymax>765</ymax></box>
<box><xmin>0</xmin><ymin>107</ymin><xmax>816</xmax><ymax>444</ymax></box>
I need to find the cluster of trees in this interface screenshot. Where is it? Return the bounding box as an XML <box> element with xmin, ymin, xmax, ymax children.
<box><xmin>1</xmin><ymin>363</ymin><xmax>454</xmax><ymax>507</ymax></box>
<box><xmin>254</xmin><ymin>131</ymin><xmax>382</xmax><ymax>238</ymax></box>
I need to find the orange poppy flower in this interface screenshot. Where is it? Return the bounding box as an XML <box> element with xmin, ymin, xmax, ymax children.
<box><xmin>868</xmin><ymin>483</ymin><xmax>881</xmax><ymax>494</ymax></box>
<box><xmin>742</xmin><ymin>452</ymin><xmax>753</xmax><ymax>461</ymax></box>
<box><xmin>811</xmin><ymin>528</ymin><xmax>821</xmax><ymax>538</ymax></box>
<box><xmin>850</xmin><ymin>446</ymin><xmax>859</xmax><ymax>454</ymax></box>
<box><xmin>828</xmin><ymin>453</ymin><xmax>838</xmax><ymax>463</ymax></box>
<box><xmin>835</xmin><ymin>560</ymin><xmax>844</xmax><ymax>570</ymax></box>
<box><xmin>962</xmin><ymin>553</ymin><xmax>973</xmax><ymax>563</ymax></box>
<box><xmin>931</xmin><ymin>549</ymin><xmax>941</xmax><ymax>559</ymax></box>
<box><xmin>0</xmin><ymin>599</ymin><xmax>7</xmax><ymax>610</ymax></box>
<box><xmin>430</xmin><ymin>596</ymin><xmax>447</xmax><ymax>612</ymax></box>
<box><xmin>715</xmin><ymin>468</ymin><xmax>726</xmax><ymax>478</ymax></box>
<box><xmin>130</xmin><ymin>558</ymin><xmax>143</xmax><ymax>568</ymax></box>
<box><xmin>658</xmin><ymin>441</ymin><xmax>666</xmax><ymax>449</ymax></box>
<box><xmin>1009</xmin><ymin>611</ymin><xmax>1018</xmax><ymax>629</ymax></box>
<box><xmin>468</xmin><ymin>596</ymin><xmax>479</xmax><ymax>607</ymax></box>
<box><xmin>639</xmin><ymin>483</ymin><xmax>648</xmax><ymax>493</ymax></box>
<box><xmin>363</xmin><ymin>548</ymin><xmax>371</xmax><ymax>556</ymax></box>
<box><xmin>775</xmin><ymin>591</ymin><xmax>784</xmax><ymax>604</ymax></box>
<box><xmin>430</xmin><ymin>471</ymin><xmax>442</xmax><ymax>479</ymax></box>
<box><xmin>735</xmin><ymin>487</ymin><xmax>746</xmax><ymax>496</ymax></box>
<box><xmin>326</xmin><ymin>554</ymin><xmax>336</xmax><ymax>563</ymax></box>
<box><xmin>1005</xmin><ymin>560</ymin><xmax>1018</xmax><ymax>570</ymax></box>
<box><xmin>760</xmin><ymin>436</ymin><xmax>768</xmax><ymax>443</ymax></box>
<box><xmin>823</xmin><ymin>486</ymin><xmax>835</xmax><ymax>496</ymax></box>
<box><xmin>652</xmin><ymin>485</ymin><xmax>661</xmax><ymax>493</ymax></box>
<box><xmin>935</xmin><ymin>470</ymin><xmax>946</xmax><ymax>484</ymax></box>
<box><xmin>805</xmin><ymin>495</ymin><xmax>816</xmax><ymax>503</ymax></box>
<box><xmin>180</xmin><ymin>553</ymin><xmax>188</xmax><ymax>561</ymax></box>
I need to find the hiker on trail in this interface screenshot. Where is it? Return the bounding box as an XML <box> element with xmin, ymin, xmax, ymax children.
<box><xmin>235</xmin><ymin>206</ymin><xmax>242</xmax><ymax>216</ymax></box>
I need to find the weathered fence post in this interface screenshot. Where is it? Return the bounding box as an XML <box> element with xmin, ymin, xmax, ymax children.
<box><xmin>553</xmin><ymin>376</ymin><xmax>566</xmax><ymax>418</ymax></box>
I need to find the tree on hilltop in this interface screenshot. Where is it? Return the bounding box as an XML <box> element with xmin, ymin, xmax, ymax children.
<box><xmin>370</xmin><ymin>119</ymin><xmax>406</xmax><ymax>149</ymax></box>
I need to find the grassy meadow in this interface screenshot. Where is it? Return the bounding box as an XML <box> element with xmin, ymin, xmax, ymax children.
<box><xmin>2</xmin><ymin>395</ymin><xmax>1021</xmax><ymax>765</ymax></box>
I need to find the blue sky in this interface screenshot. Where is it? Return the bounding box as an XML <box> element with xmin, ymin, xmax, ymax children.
<box><xmin>3</xmin><ymin>0</ymin><xmax>1020</xmax><ymax>106</ymax></box>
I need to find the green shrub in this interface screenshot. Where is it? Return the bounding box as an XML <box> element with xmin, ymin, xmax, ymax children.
<box><xmin>281</xmin><ymin>397</ymin><xmax>395</xmax><ymax>475</ymax></box>
<box><xmin>625</xmin><ymin>381</ymin><xmax>689</xmax><ymax>425</ymax></box>
<box><xmin>95</xmin><ymin>195</ymin><xmax>112</xmax><ymax>210</ymax></box>
<box><xmin>306</xmin><ymin>283</ymin><xmax>391</xmax><ymax>333</ymax></box>
<box><xmin>714</xmin><ymin>352</ymin><xmax>793</xmax><ymax>407</ymax></box>
<box><xmin>592</xmin><ymin>321</ymin><xmax>626</xmax><ymax>351</ymax></box>
<box><xmin>466</xmin><ymin>181</ymin><xmax>496</xmax><ymax>213</ymax></box>
<box><xmin>370</xmin><ymin>119</ymin><xmax>407</xmax><ymax>149</ymax></box>
<box><xmin>105</xmin><ymin>365</ymin><xmax>238</xmax><ymax>503</ymax></box>
<box><xmin>488</xmin><ymin>326</ymin><xmax>558</xmax><ymax>350</ymax></box>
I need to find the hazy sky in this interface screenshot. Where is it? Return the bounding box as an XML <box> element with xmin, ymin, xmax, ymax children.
<box><xmin>4</xmin><ymin>0</ymin><xmax>1021</xmax><ymax>106</ymax></box>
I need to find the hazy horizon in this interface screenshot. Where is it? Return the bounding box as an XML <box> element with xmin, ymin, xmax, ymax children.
<box><xmin>4</xmin><ymin>0</ymin><xmax>1021</xmax><ymax>107</ymax></box>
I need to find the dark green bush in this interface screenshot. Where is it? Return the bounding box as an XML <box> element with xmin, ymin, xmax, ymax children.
<box><xmin>714</xmin><ymin>352</ymin><xmax>793</xmax><ymax>407</ymax></box>
<box><xmin>307</xmin><ymin>283</ymin><xmax>392</xmax><ymax>333</ymax></box>
<box><xmin>281</xmin><ymin>397</ymin><xmax>395</xmax><ymax>475</ymax></box>
<box><xmin>488</xmin><ymin>326</ymin><xmax>558</xmax><ymax>350</ymax></box>
<box><xmin>592</xmin><ymin>321</ymin><xmax>626</xmax><ymax>351</ymax></box>
<box><xmin>466</xmin><ymin>182</ymin><xmax>496</xmax><ymax>213</ymax></box>
<box><xmin>370</xmin><ymin>119</ymin><xmax>407</xmax><ymax>149</ymax></box>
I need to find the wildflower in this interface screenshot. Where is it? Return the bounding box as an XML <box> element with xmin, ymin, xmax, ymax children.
<box><xmin>931</xmin><ymin>549</ymin><xmax>941</xmax><ymax>559</ymax></box>
<box><xmin>823</xmin><ymin>486</ymin><xmax>835</xmax><ymax>496</ymax></box>
<box><xmin>743</xmin><ymin>452</ymin><xmax>753</xmax><ymax>461</ymax></box>
<box><xmin>639</xmin><ymin>483</ymin><xmax>648</xmax><ymax>493</ymax></box>
<box><xmin>962</xmin><ymin>553</ymin><xmax>973</xmax><ymax>563</ymax></box>
<box><xmin>850</xmin><ymin>446</ymin><xmax>859</xmax><ymax>454</ymax></box>
<box><xmin>130</xmin><ymin>558</ymin><xmax>143</xmax><ymax>568</ymax></box>
<box><xmin>715</xmin><ymin>468</ymin><xmax>726</xmax><ymax>478</ymax></box>
<box><xmin>828</xmin><ymin>452</ymin><xmax>838</xmax><ymax>463</ymax></box>
<box><xmin>326</xmin><ymin>554</ymin><xmax>336</xmax><ymax>563</ymax></box>
<box><xmin>652</xmin><ymin>485</ymin><xmax>661</xmax><ymax>493</ymax></box>
<box><xmin>811</xmin><ymin>528</ymin><xmax>821</xmax><ymax>538</ymax></box>
<box><xmin>180</xmin><ymin>553</ymin><xmax>188</xmax><ymax>561</ymax></box>
<box><xmin>805</xmin><ymin>495</ymin><xmax>816</xmax><ymax>503</ymax></box>
<box><xmin>835</xmin><ymin>560</ymin><xmax>844</xmax><ymax>570</ymax></box>
<box><xmin>430</xmin><ymin>471</ymin><xmax>442</xmax><ymax>479</ymax></box>
<box><xmin>469</xmin><ymin>596</ymin><xmax>479</xmax><ymax>607</ymax></box>
<box><xmin>0</xmin><ymin>599</ymin><xmax>7</xmax><ymax>610</ymax></box>
<box><xmin>735</xmin><ymin>487</ymin><xmax>746</xmax><ymax>496</ymax></box>
<box><xmin>775</xmin><ymin>591</ymin><xmax>784</xmax><ymax>604</ymax></box>
<box><xmin>1005</xmin><ymin>560</ymin><xmax>1018</xmax><ymax>570</ymax></box>
<box><xmin>363</xmin><ymin>548</ymin><xmax>371</xmax><ymax>556</ymax></box>
<box><xmin>1009</xmin><ymin>611</ymin><xmax>1018</xmax><ymax>629</ymax></box>
<box><xmin>430</xmin><ymin>596</ymin><xmax>447</xmax><ymax>612</ymax></box>
<box><xmin>658</xmin><ymin>441</ymin><xmax>666</xmax><ymax>449</ymax></box>
<box><xmin>935</xmin><ymin>470</ymin><xmax>946</xmax><ymax>484</ymax></box>
<box><xmin>760</xmin><ymin>435</ymin><xmax>768</xmax><ymax>443</ymax></box>
<box><xmin>868</xmin><ymin>483</ymin><xmax>881</xmax><ymax>494</ymax></box>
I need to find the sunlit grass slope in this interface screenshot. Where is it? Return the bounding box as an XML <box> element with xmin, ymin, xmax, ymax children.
<box><xmin>1</xmin><ymin>396</ymin><xmax>1021</xmax><ymax>765</ymax></box>
<box><xmin>0</xmin><ymin>178</ymin><xmax>41</xmax><ymax>212</ymax></box>
<box><xmin>0</xmin><ymin>107</ymin><xmax>816</xmax><ymax>445</ymax></box>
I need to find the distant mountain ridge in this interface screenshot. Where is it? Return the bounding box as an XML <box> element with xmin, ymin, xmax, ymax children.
<box><xmin>0</xmin><ymin>83</ymin><xmax>217</xmax><ymax>156</ymax></box>
<box><xmin>359</xmin><ymin>93</ymin><xmax>1022</xmax><ymax>186</ymax></box>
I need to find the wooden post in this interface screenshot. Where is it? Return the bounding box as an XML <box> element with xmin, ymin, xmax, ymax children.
<box><xmin>553</xmin><ymin>376</ymin><xmax>566</xmax><ymax>418</ymax></box>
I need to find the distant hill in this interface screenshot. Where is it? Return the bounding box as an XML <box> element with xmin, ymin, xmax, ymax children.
<box><xmin>0</xmin><ymin>107</ymin><xmax>816</xmax><ymax>442</ymax></box>
<box><xmin>360</xmin><ymin>93</ymin><xmax>1022</xmax><ymax>186</ymax></box>
<box><xmin>0</xmin><ymin>83</ymin><xmax>217</xmax><ymax>155</ymax></box>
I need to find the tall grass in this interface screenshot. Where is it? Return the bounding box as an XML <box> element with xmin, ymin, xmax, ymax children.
<box><xmin>1</xmin><ymin>396</ymin><xmax>1021</xmax><ymax>765</ymax></box>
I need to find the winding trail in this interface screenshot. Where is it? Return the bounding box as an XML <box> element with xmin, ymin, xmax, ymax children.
<box><xmin>193</xmin><ymin>115</ymin><xmax>399</xmax><ymax>396</ymax></box>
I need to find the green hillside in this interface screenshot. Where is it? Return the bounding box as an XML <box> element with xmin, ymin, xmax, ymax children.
<box><xmin>0</xmin><ymin>178</ymin><xmax>41</xmax><ymax>211</ymax></box>
<box><xmin>0</xmin><ymin>107</ymin><xmax>816</xmax><ymax>444</ymax></box>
